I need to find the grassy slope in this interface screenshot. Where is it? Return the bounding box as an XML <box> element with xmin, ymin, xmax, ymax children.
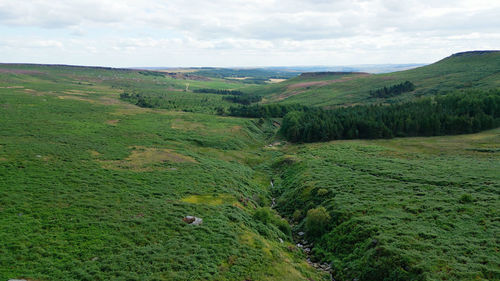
<box><xmin>0</xmin><ymin>66</ymin><xmax>328</xmax><ymax>281</ymax></box>
<box><xmin>257</xmin><ymin>51</ymin><xmax>500</xmax><ymax>107</ymax></box>
<box><xmin>0</xmin><ymin>64</ymin><xmax>257</xmax><ymax>114</ymax></box>
<box><xmin>1</xmin><ymin>57</ymin><xmax>499</xmax><ymax>281</ymax></box>
<box><xmin>274</xmin><ymin>130</ymin><xmax>500</xmax><ymax>280</ymax></box>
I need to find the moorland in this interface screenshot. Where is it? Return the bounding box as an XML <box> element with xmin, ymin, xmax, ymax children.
<box><xmin>0</xmin><ymin>50</ymin><xmax>499</xmax><ymax>281</ymax></box>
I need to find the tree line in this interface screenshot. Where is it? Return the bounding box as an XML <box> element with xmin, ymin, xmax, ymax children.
<box><xmin>222</xmin><ymin>94</ymin><xmax>262</xmax><ymax>105</ymax></box>
<box><xmin>280</xmin><ymin>90</ymin><xmax>500</xmax><ymax>142</ymax></box>
<box><xmin>119</xmin><ymin>90</ymin><xmax>262</xmax><ymax>108</ymax></box>
<box><xmin>138</xmin><ymin>71</ymin><xmax>165</xmax><ymax>77</ymax></box>
<box><xmin>193</xmin><ymin>88</ymin><xmax>243</xmax><ymax>95</ymax></box>
<box><xmin>370</xmin><ymin>81</ymin><xmax>416</xmax><ymax>98</ymax></box>
<box><xmin>193</xmin><ymin>88</ymin><xmax>262</xmax><ymax>105</ymax></box>
<box><xmin>226</xmin><ymin>103</ymin><xmax>309</xmax><ymax>117</ymax></box>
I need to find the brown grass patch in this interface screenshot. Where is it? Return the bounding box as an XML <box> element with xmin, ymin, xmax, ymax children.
<box><xmin>268</xmin><ymin>78</ymin><xmax>287</xmax><ymax>83</ymax></box>
<box><xmin>0</xmin><ymin>86</ymin><xmax>24</xmax><ymax>89</ymax></box>
<box><xmin>276</xmin><ymin>89</ymin><xmax>307</xmax><ymax>101</ymax></box>
<box><xmin>58</xmin><ymin>93</ymin><xmax>135</xmax><ymax>107</ymax></box>
<box><xmin>275</xmin><ymin>74</ymin><xmax>370</xmax><ymax>101</ymax></box>
<box><xmin>225</xmin><ymin>77</ymin><xmax>251</xmax><ymax>80</ymax></box>
<box><xmin>181</xmin><ymin>194</ymin><xmax>235</xmax><ymax>205</ymax></box>
<box><xmin>0</xmin><ymin>68</ymin><xmax>43</xmax><ymax>74</ymax></box>
<box><xmin>287</xmin><ymin>74</ymin><xmax>370</xmax><ymax>90</ymax></box>
<box><xmin>97</xmin><ymin>146</ymin><xmax>197</xmax><ymax>171</ymax></box>
<box><xmin>105</xmin><ymin>119</ymin><xmax>119</xmax><ymax>125</ymax></box>
<box><xmin>171</xmin><ymin>119</ymin><xmax>205</xmax><ymax>130</ymax></box>
<box><xmin>230</xmin><ymin>125</ymin><xmax>242</xmax><ymax>132</ymax></box>
<box><xmin>58</xmin><ymin>95</ymin><xmax>96</xmax><ymax>103</ymax></box>
<box><xmin>111</xmin><ymin>107</ymin><xmax>152</xmax><ymax>116</ymax></box>
<box><xmin>99</xmin><ymin>96</ymin><xmax>123</xmax><ymax>105</ymax></box>
<box><xmin>23</xmin><ymin>89</ymin><xmax>44</xmax><ymax>96</ymax></box>
<box><xmin>287</xmin><ymin>80</ymin><xmax>331</xmax><ymax>90</ymax></box>
<box><xmin>62</xmin><ymin>90</ymin><xmax>90</xmax><ymax>96</ymax></box>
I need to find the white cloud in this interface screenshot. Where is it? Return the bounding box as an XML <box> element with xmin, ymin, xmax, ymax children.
<box><xmin>0</xmin><ymin>0</ymin><xmax>498</xmax><ymax>66</ymax></box>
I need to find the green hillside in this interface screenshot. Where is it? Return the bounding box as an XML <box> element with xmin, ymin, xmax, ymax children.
<box><xmin>254</xmin><ymin>51</ymin><xmax>500</xmax><ymax>107</ymax></box>
<box><xmin>273</xmin><ymin>131</ymin><xmax>500</xmax><ymax>280</ymax></box>
<box><xmin>0</xmin><ymin>65</ymin><xmax>328</xmax><ymax>281</ymax></box>
<box><xmin>1</xmin><ymin>52</ymin><xmax>499</xmax><ymax>281</ymax></box>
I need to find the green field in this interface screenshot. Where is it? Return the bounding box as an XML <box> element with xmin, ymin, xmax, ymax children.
<box><xmin>0</xmin><ymin>52</ymin><xmax>499</xmax><ymax>281</ymax></box>
<box><xmin>250</xmin><ymin>51</ymin><xmax>500</xmax><ymax>107</ymax></box>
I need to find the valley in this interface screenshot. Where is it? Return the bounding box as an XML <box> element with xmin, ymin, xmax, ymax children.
<box><xmin>0</xmin><ymin>51</ymin><xmax>499</xmax><ymax>281</ymax></box>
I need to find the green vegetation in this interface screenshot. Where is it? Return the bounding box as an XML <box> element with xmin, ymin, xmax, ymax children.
<box><xmin>138</xmin><ymin>71</ymin><xmax>166</xmax><ymax>77</ymax></box>
<box><xmin>228</xmin><ymin>103</ymin><xmax>309</xmax><ymax>118</ymax></box>
<box><xmin>254</xmin><ymin>51</ymin><xmax>500</xmax><ymax>107</ymax></box>
<box><xmin>223</xmin><ymin>94</ymin><xmax>262</xmax><ymax>105</ymax></box>
<box><xmin>279</xmin><ymin>90</ymin><xmax>500</xmax><ymax>142</ymax></box>
<box><xmin>193</xmin><ymin>88</ymin><xmax>244</xmax><ymax>95</ymax></box>
<box><xmin>1</xmin><ymin>51</ymin><xmax>499</xmax><ymax>281</ymax></box>
<box><xmin>305</xmin><ymin>207</ymin><xmax>331</xmax><ymax>238</ymax></box>
<box><xmin>0</xmin><ymin>64</ymin><xmax>326</xmax><ymax>281</ymax></box>
<box><xmin>370</xmin><ymin>81</ymin><xmax>415</xmax><ymax>98</ymax></box>
<box><xmin>274</xmin><ymin>131</ymin><xmax>500</xmax><ymax>280</ymax></box>
<box><xmin>118</xmin><ymin>90</ymin><xmax>238</xmax><ymax>113</ymax></box>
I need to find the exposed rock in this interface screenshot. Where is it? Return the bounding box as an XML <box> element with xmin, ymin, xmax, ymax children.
<box><xmin>298</xmin><ymin>231</ymin><xmax>305</xmax><ymax>236</ymax></box>
<box><xmin>183</xmin><ymin>216</ymin><xmax>203</xmax><ymax>225</ymax></box>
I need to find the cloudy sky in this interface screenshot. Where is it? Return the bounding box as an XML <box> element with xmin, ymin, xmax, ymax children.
<box><xmin>0</xmin><ymin>0</ymin><xmax>499</xmax><ymax>67</ymax></box>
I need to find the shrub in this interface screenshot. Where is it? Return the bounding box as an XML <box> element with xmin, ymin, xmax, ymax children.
<box><xmin>459</xmin><ymin>193</ymin><xmax>473</xmax><ymax>203</ymax></box>
<box><xmin>274</xmin><ymin>219</ymin><xmax>292</xmax><ymax>237</ymax></box>
<box><xmin>305</xmin><ymin>206</ymin><xmax>331</xmax><ymax>238</ymax></box>
<box><xmin>254</xmin><ymin>207</ymin><xmax>272</xmax><ymax>224</ymax></box>
<box><xmin>317</xmin><ymin>188</ymin><xmax>329</xmax><ymax>196</ymax></box>
<box><xmin>292</xmin><ymin>209</ymin><xmax>303</xmax><ymax>222</ymax></box>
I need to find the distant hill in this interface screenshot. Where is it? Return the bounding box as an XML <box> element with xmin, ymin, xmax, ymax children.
<box><xmin>253</xmin><ymin>50</ymin><xmax>500</xmax><ymax>107</ymax></box>
<box><xmin>264</xmin><ymin>64</ymin><xmax>425</xmax><ymax>74</ymax></box>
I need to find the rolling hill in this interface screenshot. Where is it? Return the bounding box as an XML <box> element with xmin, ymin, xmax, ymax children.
<box><xmin>250</xmin><ymin>51</ymin><xmax>500</xmax><ymax>107</ymax></box>
<box><xmin>0</xmin><ymin>51</ymin><xmax>499</xmax><ymax>281</ymax></box>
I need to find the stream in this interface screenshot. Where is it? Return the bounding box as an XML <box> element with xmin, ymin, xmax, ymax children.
<box><xmin>270</xmin><ymin>180</ymin><xmax>335</xmax><ymax>280</ymax></box>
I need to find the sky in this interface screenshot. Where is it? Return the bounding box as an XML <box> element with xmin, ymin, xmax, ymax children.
<box><xmin>0</xmin><ymin>0</ymin><xmax>499</xmax><ymax>67</ymax></box>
